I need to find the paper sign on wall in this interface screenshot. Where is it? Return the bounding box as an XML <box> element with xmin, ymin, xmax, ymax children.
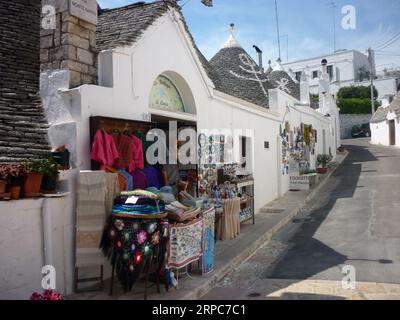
<box><xmin>69</xmin><ymin>0</ymin><xmax>98</xmax><ymax>25</ymax></box>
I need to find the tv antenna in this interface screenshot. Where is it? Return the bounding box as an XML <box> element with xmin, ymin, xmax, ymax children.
<box><xmin>328</xmin><ymin>2</ymin><xmax>337</xmax><ymax>52</ymax></box>
<box><xmin>274</xmin><ymin>0</ymin><xmax>282</xmax><ymax>60</ymax></box>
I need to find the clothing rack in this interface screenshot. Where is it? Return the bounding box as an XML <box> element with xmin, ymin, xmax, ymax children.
<box><xmin>89</xmin><ymin>116</ymin><xmax>156</xmax><ymax>170</ymax></box>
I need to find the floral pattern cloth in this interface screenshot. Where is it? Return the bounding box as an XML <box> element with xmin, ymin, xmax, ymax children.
<box><xmin>100</xmin><ymin>215</ymin><xmax>169</xmax><ymax>291</ymax></box>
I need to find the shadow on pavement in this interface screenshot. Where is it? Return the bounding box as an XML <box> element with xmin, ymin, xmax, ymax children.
<box><xmin>261</xmin><ymin>143</ymin><xmax>385</xmax><ymax>298</ymax></box>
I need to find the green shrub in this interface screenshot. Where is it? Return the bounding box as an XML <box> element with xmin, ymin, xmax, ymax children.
<box><xmin>338</xmin><ymin>98</ymin><xmax>380</xmax><ymax>114</ymax></box>
<box><xmin>337</xmin><ymin>85</ymin><xmax>378</xmax><ymax>100</ymax></box>
<box><xmin>317</xmin><ymin>154</ymin><xmax>333</xmax><ymax>168</ymax></box>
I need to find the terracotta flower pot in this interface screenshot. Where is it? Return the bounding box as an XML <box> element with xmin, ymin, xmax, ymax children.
<box><xmin>0</xmin><ymin>180</ymin><xmax>6</xmax><ymax>193</ymax></box>
<box><xmin>10</xmin><ymin>185</ymin><xmax>21</xmax><ymax>200</ymax></box>
<box><xmin>316</xmin><ymin>167</ymin><xmax>328</xmax><ymax>174</ymax></box>
<box><xmin>24</xmin><ymin>173</ymin><xmax>44</xmax><ymax>194</ymax></box>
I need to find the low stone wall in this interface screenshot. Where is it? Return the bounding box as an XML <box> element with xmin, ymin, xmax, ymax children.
<box><xmin>340</xmin><ymin>114</ymin><xmax>372</xmax><ymax>139</ymax></box>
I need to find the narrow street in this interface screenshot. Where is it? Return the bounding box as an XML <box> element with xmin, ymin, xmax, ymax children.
<box><xmin>203</xmin><ymin>138</ymin><xmax>400</xmax><ymax>300</ymax></box>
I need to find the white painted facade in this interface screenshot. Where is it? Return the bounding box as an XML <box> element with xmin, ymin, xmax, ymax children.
<box><xmin>66</xmin><ymin>10</ymin><xmax>339</xmax><ymax>210</ymax></box>
<box><xmin>371</xmin><ymin>97</ymin><xmax>400</xmax><ymax>148</ymax></box>
<box><xmin>0</xmin><ymin>170</ymin><xmax>76</xmax><ymax>299</ymax></box>
<box><xmin>283</xmin><ymin>49</ymin><xmax>375</xmax><ymax>96</ymax></box>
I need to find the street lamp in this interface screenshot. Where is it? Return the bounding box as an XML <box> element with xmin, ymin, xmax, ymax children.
<box><xmin>201</xmin><ymin>0</ymin><xmax>213</xmax><ymax>7</ymax></box>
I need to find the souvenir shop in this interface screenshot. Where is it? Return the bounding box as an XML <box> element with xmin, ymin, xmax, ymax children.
<box><xmin>280</xmin><ymin>120</ymin><xmax>320</xmax><ymax>192</ymax></box>
<box><xmin>75</xmin><ymin>112</ymin><xmax>256</xmax><ymax>299</ymax></box>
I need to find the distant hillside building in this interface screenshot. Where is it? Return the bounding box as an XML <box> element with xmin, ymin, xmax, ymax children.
<box><xmin>283</xmin><ymin>49</ymin><xmax>399</xmax><ymax>102</ymax></box>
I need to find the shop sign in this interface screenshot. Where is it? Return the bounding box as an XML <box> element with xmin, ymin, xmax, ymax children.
<box><xmin>290</xmin><ymin>175</ymin><xmax>310</xmax><ymax>191</ymax></box>
<box><xmin>289</xmin><ymin>160</ymin><xmax>299</xmax><ymax>175</ymax></box>
<box><xmin>69</xmin><ymin>0</ymin><xmax>98</xmax><ymax>25</ymax></box>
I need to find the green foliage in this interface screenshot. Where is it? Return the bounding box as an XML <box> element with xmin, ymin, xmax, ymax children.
<box><xmin>337</xmin><ymin>85</ymin><xmax>378</xmax><ymax>100</ymax></box>
<box><xmin>338</xmin><ymin>98</ymin><xmax>380</xmax><ymax>114</ymax></box>
<box><xmin>23</xmin><ymin>158</ymin><xmax>59</xmax><ymax>177</ymax></box>
<box><xmin>310</xmin><ymin>94</ymin><xmax>319</xmax><ymax>103</ymax></box>
<box><xmin>301</xmin><ymin>169</ymin><xmax>317</xmax><ymax>175</ymax></box>
<box><xmin>317</xmin><ymin>154</ymin><xmax>333</xmax><ymax>168</ymax></box>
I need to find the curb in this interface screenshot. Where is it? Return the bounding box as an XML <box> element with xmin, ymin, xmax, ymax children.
<box><xmin>182</xmin><ymin>151</ymin><xmax>349</xmax><ymax>300</ymax></box>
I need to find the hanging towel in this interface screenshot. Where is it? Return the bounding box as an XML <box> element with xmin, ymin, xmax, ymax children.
<box><xmin>218</xmin><ymin>198</ymin><xmax>241</xmax><ymax>241</ymax></box>
<box><xmin>105</xmin><ymin>172</ymin><xmax>120</xmax><ymax>216</ymax></box>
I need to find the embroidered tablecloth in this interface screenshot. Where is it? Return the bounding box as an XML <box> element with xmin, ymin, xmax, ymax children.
<box><xmin>167</xmin><ymin>218</ymin><xmax>203</xmax><ymax>269</ymax></box>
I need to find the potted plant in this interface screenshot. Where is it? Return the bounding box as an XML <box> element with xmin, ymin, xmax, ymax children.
<box><xmin>316</xmin><ymin>154</ymin><xmax>333</xmax><ymax>174</ymax></box>
<box><xmin>22</xmin><ymin>159</ymin><xmax>46</xmax><ymax>195</ymax></box>
<box><xmin>7</xmin><ymin>164</ymin><xmax>24</xmax><ymax>200</ymax></box>
<box><xmin>0</xmin><ymin>164</ymin><xmax>24</xmax><ymax>199</ymax></box>
<box><xmin>40</xmin><ymin>158</ymin><xmax>59</xmax><ymax>192</ymax></box>
<box><xmin>301</xmin><ymin>169</ymin><xmax>318</xmax><ymax>186</ymax></box>
<box><xmin>0</xmin><ymin>165</ymin><xmax>7</xmax><ymax>193</ymax></box>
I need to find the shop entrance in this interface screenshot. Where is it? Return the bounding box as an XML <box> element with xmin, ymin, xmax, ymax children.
<box><xmin>89</xmin><ymin>115</ymin><xmax>198</xmax><ymax>197</ymax></box>
<box><xmin>389</xmin><ymin>120</ymin><xmax>396</xmax><ymax>146</ymax></box>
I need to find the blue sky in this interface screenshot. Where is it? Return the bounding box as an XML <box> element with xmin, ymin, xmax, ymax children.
<box><xmin>98</xmin><ymin>0</ymin><xmax>400</xmax><ymax>73</ymax></box>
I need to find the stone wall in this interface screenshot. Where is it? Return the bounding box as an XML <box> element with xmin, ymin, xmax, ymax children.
<box><xmin>0</xmin><ymin>0</ymin><xmax>51</xmax><ymax>163</ymax></box>
<box><xmin>41</xmin><ymin>0</ymin><xmax>98</xmax><ymax>88</ymax></box>
<box><xmin>340</xmin><ymin>114</ymin><xmax>372</xmax><ymax>139</ymax></box>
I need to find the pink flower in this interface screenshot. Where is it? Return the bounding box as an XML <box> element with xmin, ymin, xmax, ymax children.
<box><xmin>136</xmin><ymin>230</ymin><xmax>147</xmax><ymax>245</ymax></box>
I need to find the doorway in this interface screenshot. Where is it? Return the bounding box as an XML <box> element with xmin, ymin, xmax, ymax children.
<box><xmin>389</xmin><ymin>120</ymin><xmax>396</xmax><ymax>146</ymax></box>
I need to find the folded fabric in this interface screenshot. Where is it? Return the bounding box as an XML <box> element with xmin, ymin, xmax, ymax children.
<box><xmin>120</xmin><ymin>189</ymin><xmax>160</xmax><ymax>200</ymax></box>
<box><xmin>112</xmin><ymin>205</ymin><xmax>164</xmax><ymax>214</ymax></box>
<box><xmin>113</xmin><ymin>195</ymin><xmax>160</xmax><ymax>207</ymax></box>
<box><xmin>118</xmin><ymin>169</ymin><xmax>133</xmax><ymax>191</ymax></box>
<box><xmin>130</xmin><ymin>170</ymin><xmax>148</xmax><ymax>190</ymax></box>
<box><xmin>142</xmin><ymin>166</ymin><xmax>162</xmax><ymax>189</ymax></box>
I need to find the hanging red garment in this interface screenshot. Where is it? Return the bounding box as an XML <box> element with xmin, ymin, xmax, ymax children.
<box><xmin>103</xmin><ymin>166</ymin><xmax>128</xmax><ymax>191</ymax></box>
<box><xmin>91</xmin><ymin>130</ymin><xmax>119</xmax><ymax>167</ymax></box>
<box><xmin>128</xmin><ymin>135</ymin><xmax>144</xmax><ymax>173</ymax></box>
<box><xmin>113</xmin><ymin>134</ymin><xmax>134</xmax><ymax>170</ymax></box>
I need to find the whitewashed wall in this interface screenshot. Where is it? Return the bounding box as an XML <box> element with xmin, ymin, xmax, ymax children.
<box><xmin>69</xmin><ymin>9</ymin><xmax>337</xmax><ymax>211</ymax></box>
<box><xmin>0</xmin><ymin>178</ymin><xmax>75</xmax><ymax>300</ymax></box>
<box><xmin>371</xmin><ymin>117</ymin><xmax>400</xmax><ymax>148</ymax></box>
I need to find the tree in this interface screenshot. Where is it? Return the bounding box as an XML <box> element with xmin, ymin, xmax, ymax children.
<box><xmin>337</xmin><ymin>85</ymin><xmax>379</xmax><ymax>114</ymax></box>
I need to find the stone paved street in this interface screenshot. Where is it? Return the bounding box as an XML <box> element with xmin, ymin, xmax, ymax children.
<box><xmin>203</xmin><ymin>139</ymin><xmax>400</xmax><ymax>300</ymax></box>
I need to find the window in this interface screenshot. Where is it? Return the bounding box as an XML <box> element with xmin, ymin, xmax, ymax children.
<box><xmin>327</xmin><ymin>65</ymin><xmax>334</xmax><ymax>81</ymax></box>
<box><xmin>295</xmin><ymin>71</ymin><xmax>302</xmax><ymax>82</ymax></box>
<box><xmin>238</xmin><ymin>136</ymin><xmax>252</xmax><ymax>173</ymax></box>
<box><xmin>312</xmin><ymin>70</ymin><xmax>318</xmax><ymax>79</ymax></box>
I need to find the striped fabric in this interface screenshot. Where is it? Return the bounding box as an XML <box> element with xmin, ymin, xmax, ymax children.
<box><xmin>75</xmin><ymin>171</ymin><xmax>120</xmax><ymax>268</ymax></box>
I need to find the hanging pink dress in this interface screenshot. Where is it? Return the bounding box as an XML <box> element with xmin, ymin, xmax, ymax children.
<box><xmin>90</xmin><ymin>130</ymin><xmax>119</xmax><ymax>167</ymax></box>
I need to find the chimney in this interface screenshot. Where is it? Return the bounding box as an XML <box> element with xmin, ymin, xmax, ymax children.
<box><xmin>253</xmin><ymin>45</ymin><xmax>263</xmax><ymax>72</ymax></box>
<box><xmin>300</xmin><ymin>72</ymin><xmax>310</xmax><ymax>104</ymax></box>
<box><xmin>321</xmin><ymin>58</ymin><xmax>328</xmax><ymax>76</ymax></box>
<box><xmin>40</xmin><ymin>0</ymin><xmax>99</xmax><ymax>88</ymax></box>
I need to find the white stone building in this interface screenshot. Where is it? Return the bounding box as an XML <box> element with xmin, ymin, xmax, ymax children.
<box><xmin>283</xmin><ymin>49</ymin><xmax>374</xmax><ymax>95</ymax></box>
<box><xmin>371</xmin><ymin>95</ymin><xmax>400</xmax><ymax>148</ymax></box>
